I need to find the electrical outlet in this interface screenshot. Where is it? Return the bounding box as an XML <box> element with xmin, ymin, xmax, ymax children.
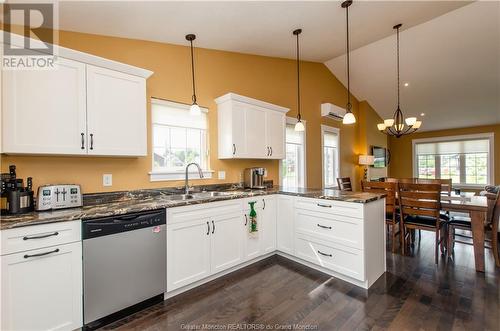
<box><xmin>218</xmin><ymin>171</ymin><xmax>226</xmax><ymax>180</ymax></box>
<box><xmin>103</xmin><ymin>174</ymin><xmax>112</xmax><ymax>187</ymax></box>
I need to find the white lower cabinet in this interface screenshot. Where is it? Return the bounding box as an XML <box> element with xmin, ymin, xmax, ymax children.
<box><xmin>276</xmin><ymin>195</ymin><xmax>294</xmax><ymax>254</ymax></box>
<box><xmin>1</xmin><ymin>232</ymin><xmax>82</xmax><ymax>331</ymax></box>
<box><xmin>210</xmin><ymin>212</ymin><xmax>246</xmax><ymax>273</ymax></box>
<box><xmin>260</xmin><ymin>197</ymin><xmax>277</xmax><ymax>254</ymax></box>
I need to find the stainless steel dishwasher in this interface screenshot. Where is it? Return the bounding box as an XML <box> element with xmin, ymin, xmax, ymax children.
<box><xmin>82</xmin><ymin>209</ymin><xmax>166</xmax><ymax>330</ymax></box>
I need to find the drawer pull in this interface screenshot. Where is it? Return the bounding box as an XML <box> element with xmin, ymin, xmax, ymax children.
<box><xmin>24</xmin><ymin>248</ymin><xmax>60</xmax><ymax>259</ymax></box>
<box><xmin>23</xmin><ymin>232</ymin><xmax>59</xmax><ymax>240</ymax></box>
<box><xmin>317</xmin><ymin>250</ymin><xmax>332</xmax><ymax>257</ymax></box>
<box><xmin>317</xmin><ymin>224</ymin><xmax>332</xmax><ymax>230</ymax></box>
<box><xmin>317</xmin><ymin>203</ymin><xmax>332</xmax><ymax>208</ymax></box>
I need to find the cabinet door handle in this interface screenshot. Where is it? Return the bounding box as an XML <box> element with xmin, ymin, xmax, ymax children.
<box><xmin>244</xmin><ymin>214</ymin><xmax>248</xmax><ymax>226</ymax></box>
<box><xmin>212</xmin><ymin>220</ymin><xmax>215</xmax><ymax>234</ymax></box>
<box><xmin>23</xmin><ymin>232</ymin><xmax>59</xmax><ymax>240</ymax></box>
<box><xmin>317</xmin><ymin>224</ymin><xmax>332</xmax><ymax>230</ymax></box>
<box><xmin>317</xmin><ymin>203</ymin><xmax>332</xmax><ymax>208</ymax></box>
<box><xmin>263</xmin><ymin>199</ymin><xmax>266</xmax><ymax>210</ymax></box>
<box><xmin>267</xmin><ymin>147</ymin><xmax>270</xmax><ymax>156</ymax></box>
<box><xmin>90</xmin><ymin>133</ymin><xmax>94</xmax><ymax>150</ymax></box>
<box><xmin>206</xmin><ymin>221</ymin><xmax>210</xmax><ymax>235</ymax></box>
<box><xmin>24</xmin><ymin>248</ymin><xmax>60</xmax><ymax>259</ymax></box>
<box><xmin>317</xmin><ymin>250</ymin><xmax>332</xmax><ymax>257</ymax></box>
<box><xmin>232</xmin><ymin>144</ymin><xmax>236</xmax><ymax>155</ymax></box>
<box><xmin>81</xmin><ymin>133</ymin><xmax>85</xmax><ymax>150</ymax></box>
<box><xmin>270</xmin><ymin>147</ymin><xmax>273</xmax><ymax>156</ymax></box>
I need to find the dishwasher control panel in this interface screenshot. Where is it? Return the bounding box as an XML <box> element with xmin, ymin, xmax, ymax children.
<box><xmin>82</xmin><ymin>209</ymin><xmax>166</xmax><ymax>239</ymax></box>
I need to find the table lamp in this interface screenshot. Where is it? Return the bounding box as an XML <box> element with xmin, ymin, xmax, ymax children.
<box><xmin>359</xmin><ymin>155</ymin><xmax>375</xmax><ymax>180</ymax></box>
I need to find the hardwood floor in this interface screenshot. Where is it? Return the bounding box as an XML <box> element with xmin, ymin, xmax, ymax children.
<box><xmin>99</xmin><ymin>232</ymin><xmax>499</xmax><ymax>331</ymax></box>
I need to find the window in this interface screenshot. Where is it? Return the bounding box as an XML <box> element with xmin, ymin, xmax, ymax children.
<box><xmin>322</xmin><ymin>125</ymin><xmax>340</xmax><ymax>188</ymax></box>
<box><xmin>413</xmin><ymin>133</ymin><xmax>494</xmax><ymax>187</ymax></box>
<box><xmin>280</xmin><ymin>118</ymin><xmax>306</xmax><ymax>188</ymax></box>
<box><xmin>150</xmin><ymin>99</ymin><xmax>212</xmax><ymax>181</ymax></box>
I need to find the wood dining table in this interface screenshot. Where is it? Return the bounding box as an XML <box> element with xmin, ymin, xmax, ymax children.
<box><xmin>440</xmin><ymin>194</ymin><xmax>489</xmax><ymax>272</ymax></box>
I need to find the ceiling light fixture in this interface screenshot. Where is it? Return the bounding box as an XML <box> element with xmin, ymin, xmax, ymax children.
<box><xmin>377</xmin><ymin>24</ymin><xmax>421</xmax><ymax>137</ymax></box>
<box><xmin>404</xmin><ymin>82</ymin><xmax>409</xmax><ymax>87</ymax></box>
<box><xmin>293</xmin><ymin>28</ymin><xmax>305</xmax><ymax>132</ymax></box>
<box><xmin>342</xmin><ymin>0</ymin><xmax>356</xmax><ymax>125</ymax></box>
<box><xmin>186</xmin><ymin>34</ymin><xmax>201</xmax><ymax>116</ymax></box>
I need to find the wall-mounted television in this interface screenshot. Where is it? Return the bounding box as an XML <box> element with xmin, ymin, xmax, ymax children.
<box><xmin>371</xmin><ymin>146</ymin><xmax>390</xmax><ymax>168</ymax></box>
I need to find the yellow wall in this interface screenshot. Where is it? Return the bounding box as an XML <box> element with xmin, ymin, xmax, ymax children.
<box><xmin>388</xmin><ymin>124</ymin><xmax>500</xmax><ymax>185</ymax></box>
<box><xmin>1</xmin><ymin>30</ymin><xmax>370</xmax><ymax>193</ymax></box>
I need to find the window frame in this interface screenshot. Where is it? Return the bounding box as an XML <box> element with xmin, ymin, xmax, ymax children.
<box><xmin>321</xmin><ymin>125</ymin><xmax>340</xmax><ymax>189</ymax></box>
<box><xmin>412</xmin><ymin>133</ymin><xmax>494</xmax><ymax>188</ymax></box>
<box><xmin>149</xmin><ymin>98</ymin><xmax>213</xmax><ymax>182</ymax></box>
<box><xmin>279</xmin><ymin>117</ymin><xmax>307</xmax><ymax>188</ymax></box>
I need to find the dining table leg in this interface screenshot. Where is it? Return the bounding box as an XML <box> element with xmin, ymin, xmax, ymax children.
<box><xmin>470</xmin><ymin>210</ymin><xmax>486</xmax><ymax>273</ymax></box>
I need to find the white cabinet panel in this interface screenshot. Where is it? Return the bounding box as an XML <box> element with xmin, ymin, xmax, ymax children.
<box><xmin>266</xmin><ymin>111</ymin><xmax>285</xmax><ymax>159</ymax></box>
<box><xmin>1</xmin><ymin>241</ymin><xmax>83</xmax><ymax>331</ymax></box>
<box><xmin>243</xmin><ymin>208</ymin><xmax>262</xmax><ymax>260</ymax></box>
<box><xmin>86</xmin><ymin>65</ymin><xmax>147</xmax><ymax>156</ymax></box>
<box><xmin>210</xmin><ymin>212</ymin><xmax>245</xmax><ymax>273</ymax></box>
<box><xmin>167</xmin><ymin>218</ymin><xmax>211</xmax><ymax>291</ymax></box>
<box><xmin>2</xmin><ymin>57</ymin><xmax>87</xmax><ymax>154</ymax></box>
<box><xmin>277</xmin><ymin>195</ymin><xmax>295</xmax><ymax>254</ymax></box>
<box><xmin>260</xmin><ymin>197</ymin><xmax>277</xmax><ymax>254</ymax></box>
<box><xmin>245</xmin><ymin>105</ymin><xmax>268</xmax><ymax>158</ymax></box>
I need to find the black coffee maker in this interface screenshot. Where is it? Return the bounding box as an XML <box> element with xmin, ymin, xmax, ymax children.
<box><xmin>1</xmin><ymin>165</ymin><xmax>35</xmax><ymax>215</ymax></box>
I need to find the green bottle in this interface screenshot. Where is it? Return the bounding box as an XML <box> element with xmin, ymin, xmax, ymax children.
<box><xmin>249</xmin><ymin>201</ymin><xmax>258</xmax><ymax>233</ymax></box>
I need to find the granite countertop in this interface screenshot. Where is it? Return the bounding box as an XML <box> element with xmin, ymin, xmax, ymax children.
<box><xmin>0</xmin><ymin>186</ymin><xmax>385</xmax><ymax>230</ymax></box>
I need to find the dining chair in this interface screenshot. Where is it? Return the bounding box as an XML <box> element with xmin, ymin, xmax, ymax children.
<box><xmin>336</xmin><ymin>177</ymin><xmax>352</xmax><ymax>191</ymax></box>
<box><xmin>417</xmin><ymin>178</ymin><xmax>452</xmax><ymax>196</ymax></box>
<box><xmin>398</xmin><ymin>183</ymin><xmax>448</xmax><ymax>263</ymax></box>
<box><xmin>448</xmin><ymin>190</ymin><xmax>500</xmax><ymax>267</ymax></box>
<box><xmin>383</xmin><ymin>177</ymin><xmax>399</xmax><ymax>183</ymax></box>
<box><xmin>361</xmin><ymin>180</ymin><xmax>401</xmax><ymax>253</ymax></box>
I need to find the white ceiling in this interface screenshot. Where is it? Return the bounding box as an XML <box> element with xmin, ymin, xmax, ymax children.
<box><xmin>55</xmin><ymin>0</ymin><xmax>470</xmax><ymax>62</ymax></box>
<box><xmin>326</xmin><ymin>1</ymin><xmax>500</xmax><ymax>132</ymax></box>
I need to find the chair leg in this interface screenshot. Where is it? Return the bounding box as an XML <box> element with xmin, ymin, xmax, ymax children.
<box><xmin>493</xmin><ymin>228</ymin><xmax>500</xmax><ymax>268</ymax></box>
<box><xmin>392</xmin><ymin>223</ymin><xmax>397</xmax><ymax>254</ymax></box>
<box><xmin>435</xmin><ymin>229</ymin><xmax>439</xmax><ymax>264</ymax></box>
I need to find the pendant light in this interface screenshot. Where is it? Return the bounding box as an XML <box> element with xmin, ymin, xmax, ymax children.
<box><xmin>186</xmin><ymin>34</ymin><xmax>201</xmax><ymax>116</ymax></box>
<box><xmin>342</xmin><ymin>0</ymin><xmax>356</xmax><ymax>125</ymax></box>
<box><xmin>293</xmin><ymin>28</ymin><xmax>305</xmax><ymax>132</ymax></box>
<box><xmin>377</xmin><ymin>24</ymin><xmax>422</xmax><ymax>137</ymax></box>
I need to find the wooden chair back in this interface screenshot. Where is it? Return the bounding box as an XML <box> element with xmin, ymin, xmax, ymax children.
<box><xmin>383</xmin><ymin>177</ymin><xmax>399</xmax><ymax>183</ymax></box>
<box><xmin>336</xmin><ymin>177</ymin><xmax>352</xmax><ymax>191</ymax></box>
<box><xmin>488</xmin><ymin>190</ymin><xmax>500</xmax><ymax>226</ymax></box>
<box><xmin>398</xmin><ymin>183</ymin><xmax>442</xmax><ymax>220</ymax></box>
<box><xmin>416</xmin><ymin>178</ymin><xmax>452</xmax><ymax>196</ymax></box>
<box><xmin>361</xmin><ymin>181</ymin><xmax>397</xmax><ymax>214</ymax></box>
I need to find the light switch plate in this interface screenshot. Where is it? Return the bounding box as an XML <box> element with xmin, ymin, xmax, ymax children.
<box><xmin>218</xmin><ymin>171</ymin><xmax>226</xmax><ymax>180</ymax></box>
<box><xmin>103</xmin><ymin>174</ymin><xmax>112</xmax><ymax>187</ymax></box>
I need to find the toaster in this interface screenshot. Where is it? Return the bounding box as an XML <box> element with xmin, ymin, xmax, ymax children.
<box><xmin>36</xmin><ymin>184</ymin><xmax>83</xmax><ymax>211</ymax></box>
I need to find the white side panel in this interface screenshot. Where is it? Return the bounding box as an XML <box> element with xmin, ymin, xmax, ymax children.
<box><xmin>276</xmin><ymin>195</ymin><xmax>295</xmax><ymax>254</ymax></box>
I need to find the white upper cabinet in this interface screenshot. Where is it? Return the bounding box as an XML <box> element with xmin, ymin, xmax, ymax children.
<box><xmin>1</xmin><ymin>34</ymin><xmax>152</xmax><ymax>156</ymax></box>
<box><xmin>215</xmin><ymin>93</ymin><xmax>288</xmax><ymax>159</ymax></box>
<box><xmin>2</xmin><ymin>57</ymin><xmax>87</xmax><ymax>155</ymax></box>
<box><xmin>86</xmin><ymin>65</ymin><xmax>147</xmax><ymax>156</ymax></box>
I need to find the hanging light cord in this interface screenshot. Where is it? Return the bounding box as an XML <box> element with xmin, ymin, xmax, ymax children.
<box><xmin>396</xmin><ymin>25</ymin><xmax>400</xmax><ymax>109</ymax></box>
<box><xmin>189</xmin><ymin>39</ymin><xmax>197</xmax><ymax>104</ymax></box>
<box><xmin>346</xmin><ymin>3</ymin><xmax>351</xmax><ymax>111</ymax></box>
<box><xmin>296</xmin><ymin>31</ymin><xmax>301</xmax><ymax>121</ymax></box>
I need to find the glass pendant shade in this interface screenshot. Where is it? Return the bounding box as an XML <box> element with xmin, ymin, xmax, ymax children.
<box><xmin>377</xmin><ymin>123</ymin><xmax>386</xmax><ymax>131</ymax></box>
<box><xmin>384</xmin><ymin>119</ymin><xmax>395</xmax><ymax>127</ymax></box>
<box><xmin>413</xmin><ymin>121</ymin><xmax>422</xmax><ymax>129</ymax></box>
<box><xmin>405</xmin><ymin>117</ymin><xmax>417</xmax><ymax>126</ymax></box>
<box><xmin>343</xmin><ymin>112</ymin><xmax>356</xmax><ymax>124</ymax></box>
<box><xmin>294</xmin><ymin>120</ymin><xmax>305</xmax><ymax>132</ymax></box>
<box><xmin>190</xmin><ymin>103</ymin><xmax>201</xmax><ymax>116</ymax></box>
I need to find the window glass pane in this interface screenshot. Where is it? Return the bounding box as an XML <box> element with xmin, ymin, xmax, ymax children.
<box><xmin>151</xmin><ymin>100</ymin><xmax>208</xmax><ymax>172</ymax></box>
<box><xmin>281</xmin><ymin>122</ymin><xmax>305</xmax><ymax>188</ymax></box>
<box><xmin>324</xmin><ymin>132</ymin><xmax>337</xmax><ymax>148</ymax></box>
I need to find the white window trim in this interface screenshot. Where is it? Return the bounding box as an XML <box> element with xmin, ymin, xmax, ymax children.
<box><xmin>150</xmin><ymin>98</ymin><xmax>213</xmax><ymax>182</ymax></box>
<box><xmin>321</xmin><ymin>125</ymin><xmax>340</xmax><ymax>189</ymax></box>
<box><xmin>412</xmin><ymin>132</ymin><xmax>495</xmax><ymax>188</ymax></box>
<box><xmin>279</xmin><ymin>117</ymin><xmax>307</xmax><ymax>187</ymax></box>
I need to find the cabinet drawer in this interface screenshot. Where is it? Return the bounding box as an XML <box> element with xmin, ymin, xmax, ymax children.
<box><xmin>295</xmin><ymin>209</ymin><xmax>363</xmax><ymax>249</ymax></box>
<box><xmin>295</xmin><ymin>234</ymin><xmax>364</xmax><ymax>281</ymax></box>
<box><xmin>1</xmin><ymin>221</ymin><xmax>81</xmax><ymax>256</ymax></box>
<box><xmin>167</xmin><ymin>200</ymin><xmax>242</xmax><ymax>225</ymax></box>
<box><xmin>295</xmin><ymin>197</ymin><xmax>363</xmax><ymax>219</ymax></box>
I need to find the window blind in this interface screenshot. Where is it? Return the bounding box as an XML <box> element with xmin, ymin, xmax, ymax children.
<box><xmin>415</xmin><ymin>139</ymin><xmax>489</xmax><ymax>155</ymax></box>
<box><xmin>152</xmin><ymin>99</ymin><xmax>207</xmax><ymax>130</ymax></box>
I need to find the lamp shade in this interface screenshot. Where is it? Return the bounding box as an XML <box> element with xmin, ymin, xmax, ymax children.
<box><xmin>358</xmin><ymin>155</ymin><xmax>375</xmax><ymax>165</ymax></box>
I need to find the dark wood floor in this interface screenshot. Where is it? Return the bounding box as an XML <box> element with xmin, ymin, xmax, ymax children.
<box><xmin>100</xmin><ymin>232</ymin><xmax>499</xmax><ymax>331</ymax></box>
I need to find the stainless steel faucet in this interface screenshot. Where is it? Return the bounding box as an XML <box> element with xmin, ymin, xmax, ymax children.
<box><xmin>185</xmin><ymin>162</ymin><xmax>204</xmax><ymax>194</ymax></box>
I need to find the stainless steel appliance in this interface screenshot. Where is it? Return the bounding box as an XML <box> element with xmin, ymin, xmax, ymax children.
<box><xmin>82</xmin><ymin>209</ymin><xmax>166</xmax><ymax>330</ymax></box>
<box><xmin>36</xmin><ymin>184</ymin><xmax>82</xmax><ymax>211</ymax></box>
<box><xmin>1</xmin><ymin>165</ymin><xmax>35</xmax><ymax>215</ymax></box>
<box><xmin>243</xmin><ymin>167</ymin><xmax>266</xmax><ymax>189</ymax></box>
